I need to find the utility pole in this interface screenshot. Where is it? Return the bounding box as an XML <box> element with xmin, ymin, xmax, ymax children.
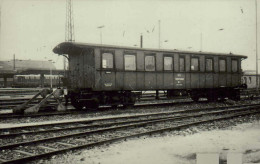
<box><xmin>48</xmin><ymin>60</ymin><xmax>53</xmax><ymax>88</ymax></box>
<box><xmin>256</xmin><ymin>0</ymin><xmax>259</xmax><ymax>91</ymax></box>
<box><xmin>200</xmin><ymin>33</ymin><xmax>202</xmax><ymax>51</ymax></box>
<box><xmin>63</xmin><ymin>57</ymin><xmax>66</xmax><ymax>76</ymax></box>
<box><xmin>13</xmin><ymin>54</ymin><xmax>15</xmax><ymax>71</ymax></box>
<box><xmin>0</xmin><ymin>4</ymin><xmax>1</xmax><ymax>56</ymax></box>
<box><xmin>140</xmin><ymin>34</ymin><xmax>143</xmax><ymax>48</ymax></box>
<box><xmin>158</xmin><ymin>20</ymin><xmax>161</xmax><ymax>49</ymax></box>
<box><xmin>97</xmin><ymin>25</ymin><xmax>105</xmax><ymax>44</ymax></box>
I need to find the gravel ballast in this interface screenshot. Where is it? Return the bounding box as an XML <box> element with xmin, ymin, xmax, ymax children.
<box><xmin>27</xmin><ymin>113</ymin><xmax>260</xmax><ymax>164</ymax></box>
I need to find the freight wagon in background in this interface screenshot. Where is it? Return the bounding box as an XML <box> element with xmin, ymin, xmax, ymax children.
<box><xmin>242</xmin><ymin>70</ymin><xmax>260</xmax><ymax>89</ymax></box>
<box><xmin>12</xmin><ymin>74</ymin><xmax>63</xmax><ymax>88</ymax></box>
<box><xmin>53</xmin><ymin>42</ymin><xmax>247</xmax><ymax>110</ymax></box>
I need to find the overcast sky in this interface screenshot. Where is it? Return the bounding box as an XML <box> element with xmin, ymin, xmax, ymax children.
<box><xmin>0</xmin><ymin>0</ymin><xmax>259</xmax><ymax>70</ymax></box>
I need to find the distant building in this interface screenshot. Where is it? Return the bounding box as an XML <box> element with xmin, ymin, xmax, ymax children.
<box><xmin>0</xmin><ymin>61</ymin><xmax>15</xmax><ymax>87</ymax></box>
<box><xmin>2</xmin><ymin>60</ymin><xmax>56</xmax><ymax>72</ymax></box>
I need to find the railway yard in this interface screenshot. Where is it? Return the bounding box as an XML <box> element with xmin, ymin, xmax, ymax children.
<box><xmin>0</xmin><ymin>88</ymin><xmax>260</xmax><ymax>164</ymax></box>
<box><xmin>1</xmin><ymin>0</ymin><xmax>260</xmax><ymax>163</ymax></box>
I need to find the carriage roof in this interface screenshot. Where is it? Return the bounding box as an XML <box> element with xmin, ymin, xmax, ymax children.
<box><xmin>53</xmin><ymin>42</ymin><xmax>247</xmax><ymax>59</ymax></box>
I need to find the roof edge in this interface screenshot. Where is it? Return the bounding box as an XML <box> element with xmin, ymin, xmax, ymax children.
<box><xmin>53</xmin><ymin>42</ymin><xmax>248</xmax><ymax>58</ymax></box>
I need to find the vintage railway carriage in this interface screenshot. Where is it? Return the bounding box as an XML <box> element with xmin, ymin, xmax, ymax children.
<box><xmin>53</xmin><ymin>42</ymin><xmax>247</xmax><ymax>109</ymax></box>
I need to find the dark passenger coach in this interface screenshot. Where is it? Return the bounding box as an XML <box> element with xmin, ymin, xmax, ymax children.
<box><xmin>53</xmin><ymin>42</ymin><xmax>247</xmax><ymax>109</ymax></box>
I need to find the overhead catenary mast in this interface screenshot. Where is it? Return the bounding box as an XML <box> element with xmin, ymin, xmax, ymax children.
<box><xmin>0</xmin><ymin>3</ymin><xmax>2</xmax><ymax>58</ymax></box>
<box><xmin>256</xmin><ymin>0</ymin><xmax>258</xmax><ymax>91</ymax></box>
<box><xmin>65</xmin><ymin>0</ymin><xmax>75</xmax><ymax>42</ymax></box>
<box><xmin>158</xmin><ymin>20</ymin><xmax>161</xmax><ymax>49</ymax></box>
<box><xmin>64</xmin><ymin>0</ymin><xmax>75</xmax><ymax>75</ymax></box>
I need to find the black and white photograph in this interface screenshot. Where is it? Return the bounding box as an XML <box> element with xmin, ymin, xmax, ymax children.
<box><xmin>0</xmin><ymin>0</ymin><xmax>260</xmax><ymax>163</ymax></box>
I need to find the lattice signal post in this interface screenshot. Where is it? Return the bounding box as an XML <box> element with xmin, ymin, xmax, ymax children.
<box><xmin>64</xmin><ymin>0</ymin><xmax>75</xmax><ymax>75</ymax></box>
<box><xmin>65</xmin><ymin>0</ymin><xmax>75</xmax><ymax>42</ymax></box>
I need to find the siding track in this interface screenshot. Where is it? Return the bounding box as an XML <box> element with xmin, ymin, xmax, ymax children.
<box><xmin>0</xmin><ymin>104</ymin><xmax>260</xmax><ymax>163</ymax></box>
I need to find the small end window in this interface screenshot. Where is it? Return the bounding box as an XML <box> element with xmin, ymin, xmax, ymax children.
<box><xmin>232</xmin><ymin>60</ymin><xmax>238</xmax><ymax>72</ymax></box>
<box><xmin>102</xmin><ymin>52</ymin><xmax>113</xmax><ymax>69</ymax></box>
<box><xmin>145</xmin><ymin>55</ymin><xmax>155</xmax><ymax>71</ymax></box>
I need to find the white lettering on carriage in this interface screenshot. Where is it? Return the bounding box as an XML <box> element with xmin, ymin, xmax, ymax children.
<box><xmin>175</xmin><ymin>78</ymin><xmax>184</xmax><ymax>80</ymax></box>
<box><xmin>104</xmin><ymin>83</ymin><xmax>112</xmax><ymax>87</ymax></box>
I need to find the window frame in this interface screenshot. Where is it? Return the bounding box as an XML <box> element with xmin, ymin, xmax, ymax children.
<box><xmin>144</xmin><ymin>54</ymin><xmax>156</xmax><ymax>71</ymax></box>
<box><xmin>124</xmin><ymin>52</ymin><xmax>137</xmax><ymax>71</ymax></box>
<box><xmin>205</xmin><ymin>58</ymin><xmax>214</xmax><ymax>72</ymax></box>
<box><xmin>163</xmin><ymin>54</ymin><xmax>174</xmax><ymax>71</ymax></box>
<box><xmin>190</xmin><ymin>56</ymin><xmax>200</xmax><ymax>72</ymax></box>
<box><xmin>219</xmin><ymin>58</ymin><xmax>227</xmax><ymax>72</ymax></box>
<box><xmin>179</xmin><ymin>56</ymin><xmax>185</xmax><ymax>72</ymax></box>
<box><xmin>101</xmin><ymin>50</ymin><xmax>115</xmax><ymax>70</ymax></box>
<box><xmin>231</xmin><ymin>59</ymin><xmax>238</xmax><ymax>73</ymax></box>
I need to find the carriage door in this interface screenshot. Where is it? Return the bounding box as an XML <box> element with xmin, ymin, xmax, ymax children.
<box><xmin>174</xmin><ymin>56</ymin><xmax>185</xmax><ymax>88</ymax></box>
<box><xmin>101</xmin><ymin>51</ymin><xmax>115</xmax><ymax>90</ymax></box>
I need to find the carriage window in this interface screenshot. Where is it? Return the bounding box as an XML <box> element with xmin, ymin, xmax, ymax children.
<box><xmin>219</xmin><ymin>59</ymin><xmax>226</xmax><ymax>72</ymax></box>
<box><xmin>145</xmin><ymin>55</ymin><xmax>155</xmax><ymax>71</ymax></box>
<box><xmin>102</xmin><ymin>52</ymin><xmax>113</xmax><ymax>69</ymax></box>
<box><xmin>179</xmin><ymin>57</ymin><xmax>185</xmax><ymax>71</ymax></box>
<box><xmin>164</xmin><ymin>56</ymin><xmax>173</xmax><ymax>71</ymax></box>
<box><xmin>232</xmin><ymin>60</ymin><xmax>238</xmax><ymax>72</ymax></box>
<box><xmin>206</xmin><ymin>58</ymin><xmax>213</xmax><ymax>72</ymax></box>
<box><xmin>124</xmin><ymin>54</ymin><xmax>136</xmax><ymax>70</ymax></box>
<box><xmin>191</xmin><ymin>57</ymin><xmax>199</xmax><ymax>71</ymax></box>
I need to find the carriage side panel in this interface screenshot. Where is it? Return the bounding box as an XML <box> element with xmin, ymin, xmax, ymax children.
<box><xmin>136</xmin><ymin>51</ymin><xmax>145</xmax><ymax>90</ymax></box>
<box><xmin>115</xmin><ymin>49</ymin><xmax>124</xmax><ymax>90</ymax></box>
<box><xmin>156</xmin><ymin>52</ymin><xmax>163</xmax><ymax>89</ymax></box>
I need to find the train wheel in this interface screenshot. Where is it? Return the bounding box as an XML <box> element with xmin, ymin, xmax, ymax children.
<box><xmin>207</xmin><ymin>95</ymin><xmax>218</xmax><ymax>102</ymax></box>
<box><xmin>111</xmin><ymin>105</ymin><xmax>118</xmax><ymax>108</ymax></box>
<box><xmin>71</xmin><ymin>97</ymin><xmax>83</xmax><ymax>110</ymax></box>
<box><xmin>191</xmin><ymin>96</ymin><xmax>199</xmax><ymax>102</ymax></box>
<box><xmin>72</xmin><ymin>101</ymin><xmax>83</xmax><ymax>110</ymax></box>
<box><xmin>190</xmin><ymin>91</ymin><xmax>199</xmax><ymax>102</ymax></box>
<box><xmin>85</xmin><ymin>101</ymin><xmax>99</xmax><ymax>110</ymax></box>
<box><xmin>122</xmin><ymin>92</ymin><xmax>136</xmax><ymax>109</ymax></box>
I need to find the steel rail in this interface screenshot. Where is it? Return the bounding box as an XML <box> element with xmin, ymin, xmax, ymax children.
<box><xmin>1</xmin><ymin>103</ymin><xmax>259</xmax><ymax>132</ymax></box>
<box><xmin>1</xmin><ymin>108</ymin><xmax>259</xmax><ymax>164</ymax></box>
<box><xmin>2</xmin><ymin>105</ymin><xmax>253</xmax><ymax>138</ymax></box>
<box><xmin>0</xmin><ymin>105</ymin><xmax>259</xmax><ymax>149</ymax></box>
<box><xmin>0</xmin><ymin>97</ymin><xmax>254</xmax><ymax>119</ymax></box>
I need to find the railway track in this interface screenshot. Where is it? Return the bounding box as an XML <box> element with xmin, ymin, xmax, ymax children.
<box><xmin>0</xmin><ymin>88</ymin><xmax>259</xmax><ymax>110</ymax></box>
<box><xmin>0</xmin><ymin>104</ymin><xmax>260</xmax><ymax>163</ymax></box>
<box><xmin>0</xmin><ymin>95</ymin><xmax>259</xmax><ymax>120</ymax></box>
<box><xmin>0</xmin><ymin>93</ymin><xmax>172</xmax><ymax>110</ymax></box>
<box><xmin>0</xmin><ymin>99</ymin><xmax>194</xmax><ymax>119</ymax></box>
